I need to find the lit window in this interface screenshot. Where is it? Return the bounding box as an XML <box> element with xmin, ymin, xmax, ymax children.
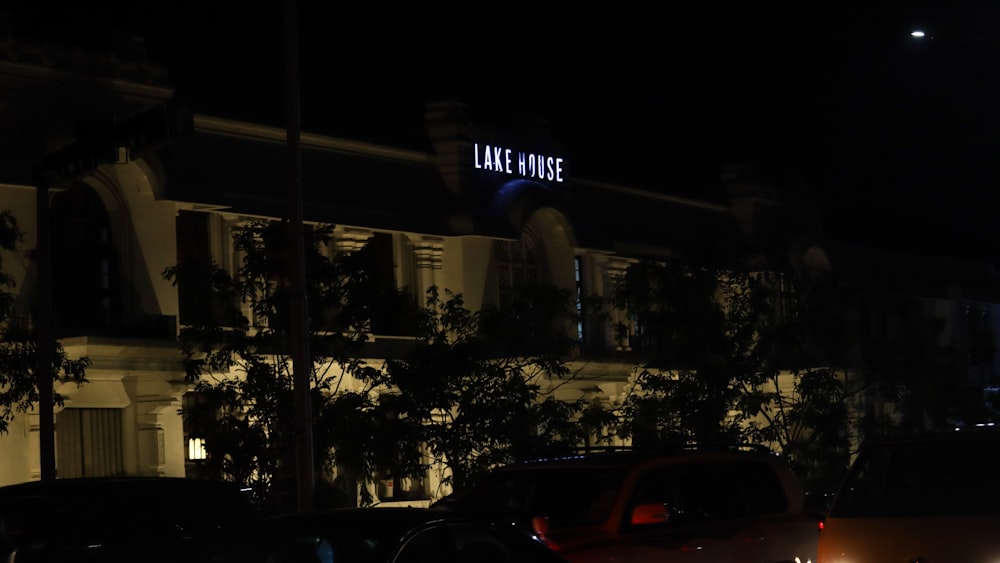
<box><xmin>188</xmin><ymin>437</ymin><xmax>207</xmax><ymax>460</ymax></box>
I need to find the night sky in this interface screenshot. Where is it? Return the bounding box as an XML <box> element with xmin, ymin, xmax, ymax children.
<box><xmin>7</xmin><ymin>1</ymin><xmax>1000</xmax><ymax>259</ymax></box>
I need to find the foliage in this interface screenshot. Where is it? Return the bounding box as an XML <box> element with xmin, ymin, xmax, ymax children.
<box><xmin>382</xmin><ymin>285</ymin><xmax>596</xmax><ymax>492</ymax></box>
<box><xmin>602</xmin><ymin>256</ymin><xmax>996</xmax><ymax>493</ymax></box>
<box><xmin>0</xmin><ymin>210</ymin><xmax>90</xmax><ymax>434</ymax></box>
<box><xmin>165</xmin><ymin>220</ymin><xmax>594</xmax><ymax>507</ymax></box>
<box><xmin>164</xmin><ymin>220</ymin><xmax>392</xmax><ymax>509</ymax></box>
<box><xmin>609</xmin><ymin>261</ymin><xmax>772</xmax><ymax>445</ymax></box>
<box><xmin>604</xmin><ymin>259</ymin><xmax>853</xmax><ymax>491</ymax></box>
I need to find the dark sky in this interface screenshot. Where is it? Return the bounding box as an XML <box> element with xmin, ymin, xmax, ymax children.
<box><xmin>8</xmin><ymin>1</ymin><xmax>1000</xmax><ymax>258</ymax></box>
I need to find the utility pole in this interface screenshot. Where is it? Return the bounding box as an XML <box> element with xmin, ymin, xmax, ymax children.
<box><xmin>33</xmin><ymin>166</ymin><xmax>56</xmax><ymax>481</ymax></box>
<box><xmin>284</xmin><ymin>0</ymin><xmax>314</xmax><ymax>512</ymax></box>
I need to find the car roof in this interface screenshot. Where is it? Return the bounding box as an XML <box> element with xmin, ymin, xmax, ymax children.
<box><xmin>0</xmin><ymin>477</ymin><xmax>255</xmax><ymax>514</ymax></box>
<box><xmin>494</xmin><ymin>445</ymin><xmax>784</xmax><ymax>471</ymax></box>
<box><xmin>859</xmin><ymin>425</ymin><xmax>1000</xmax><ymax>449</ymax></box>
<box><xmin>257</xmin><ymin>507</ymin><xmax>518</xmax><ymax>536</ymax></box>
<box><xmin>0</xmin><ymin>476</ymin><xmax>246</xmax><ymax>496</ymax></box>
<box><xmin>264</xmin><ymin>507</ymin><xmax>443</xmax><ymax>526</ymax></box>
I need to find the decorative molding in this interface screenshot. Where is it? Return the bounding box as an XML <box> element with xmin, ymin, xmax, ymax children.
<box><xmin>412</xmin><ymin>237</ymin><xmax>444</xmax><ymax>270</ymax></box>
<box><xmin>333</xmin><ymin>227</ymin><xmax>374</xmax><ymax>254</ymax></box>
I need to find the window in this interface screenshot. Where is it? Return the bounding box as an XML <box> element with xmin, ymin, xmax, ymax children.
<box><xmin>175</xmin><ymin>210</ymin><xmax>215</xmax><ymax>325</ymax></box>
<box><xmin>377</xmin><ymin>473</ymin><xmax>427</xmax><ymax>502</ymax></box>
<box><xmin>188</xmin><ymin>437</ymin><xmax>207</xmax><ymax>460</ymax></box>
<box><xmin>350</xmin><ymin>233</ymin><xmax>420</xmax><ymax>336</ymax></box>
<box><xmin>458</xmin><ymin>467</ymin><xmax>628</xmax><ymax>526</ymax></box>
<box><xmin>50</xmin><ymin>183</ymin><xmax>119</xmax><ymax>337</ymax></box>
<box><xmin>630</xmin><ymin>461</ymin><xmax>787</xmax><ymax>527</ymax></box>
<box><xmin>182</xmin><ymin>391</ymin><xmax>215</xmax><ymax>478</ymax></box>
<box><xmin>831</xmin><ymin>436</ymin><xmax>1000</xmax><ymax>517</ymax></box>
<box><xmin>967</xmin><ymin>302</ymin><xmax>995</xmax><ymax>365</ymax></box>
<box><xmin>575</xmin><ymin>256</ymin><xmax>585</xmax><ymax>342</ymax></box>
<box><xmin>497</xmin><ymin>239</ymin><xmax>537</xmax><ymax>307</ymax></box>
<box><xmin>56</xmin><ymin>408</ymin><xmax>124</xmax><ymax>477</ymax></box>
<box><xmin>772</xmin><ymin>272</ymin><xmax>797</xmax><ymax>323</ymax></box>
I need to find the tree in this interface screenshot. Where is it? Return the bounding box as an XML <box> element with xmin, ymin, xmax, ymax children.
<box><xmin>815</xmin><ymin>280</ymin><xmax>997</xmax><ymax>437</ymax></box>
<box><xmin>603</xmin><ymin>259</ymin><xmax>853</xmax><ymax>492</ymax></box>
<box><xmin>603</xmin><ymin>256</ymin><xmax>998</xmax><ymax>494</ymax></box>
<box><xmin>166</xmin><ymin>220</ymin><xmax>608</xmax><ymax>505</ymax></box>
<box><xmin>164</xmin><ymin>220</ymin><xmax>410</xmax><ymax>509</ymax></box>
<box><xmin>382</xmin><ymin>285</ymin><xmax>602</xmax><ymax>492</ymax></box>
<box><xmin>0</xmin><ymin>210</ymin><xmax>89</xmax><ymax>435</ymax></box>
<box><xmin>608</xmin><ymin>260</ymin><xmax>765</xmax><ymax>446</ymax></box>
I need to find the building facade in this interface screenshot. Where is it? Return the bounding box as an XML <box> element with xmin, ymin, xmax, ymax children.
<box><xmin>2</xmin><ymin>34</ymin><xmax>999</xmax><ymax>497</ymax></box>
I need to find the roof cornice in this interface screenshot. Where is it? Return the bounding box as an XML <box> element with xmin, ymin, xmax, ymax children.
<box><xmin>569</xmin><ymin>177</ymin><xmax>730</xmax><ymax>213</ymax></box>
<box><xmin>0</xmin><ymin>58</ymin><xmax>173</xmax><ymax>103</ymax></box>
<box><xmin>192</xmin><ymin>114</ymin><xmax>437</xmax><ymax>165</ymax></box>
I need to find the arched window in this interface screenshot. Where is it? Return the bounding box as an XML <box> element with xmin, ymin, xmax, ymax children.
<box><xmin>50</xmin><ymin>183</ymin><xmax>119</xmax><ymax>337</ymax></box>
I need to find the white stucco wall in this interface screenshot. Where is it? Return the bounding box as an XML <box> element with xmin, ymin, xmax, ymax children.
<box><xmin>85</xmin><ymin>158</ymin><xmax>179</xmax><ymax>327</ymax></box>
<box><xmin>0</xmin><ymin>184</ymin><xmax>41</xmax><ymax>320</ymax></box>
<box><xmin>440</xmin><ymin>236</ymin><xmax>494</xmax><ymax>312</ymax></box>
<box><xmin>0</xmin><ymin>164</ymin><xmax>187</xmax><ymax>486</ymax></box>
<box><xmin>0</xmin><ymin>410</ymin><xmax>36</xmax><ymax>486</ymax></box>
<box><xmin>0</xmin><ymin>185</ymin><xmax>44</xmax><ymax>486</ymax></box>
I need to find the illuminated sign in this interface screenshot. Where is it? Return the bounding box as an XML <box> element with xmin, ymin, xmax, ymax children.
<box><xmin>473</xmin><ymin>143</ymin><xmax>564</xmax><ymax>183</ymax></box>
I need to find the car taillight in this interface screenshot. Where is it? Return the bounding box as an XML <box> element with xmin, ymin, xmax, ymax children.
<box><xmin>531</xmin><ymin>516</ymin><xmax>561</xmax><ymax>551</ymax></box>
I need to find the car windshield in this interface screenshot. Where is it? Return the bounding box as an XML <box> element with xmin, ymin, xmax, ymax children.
<box><xmin>455</xmin><ymin>466</ymin><xmax>629</xmax><ymax>526</ymax></box>
<box><xmin>830</xmin><ymin>435</ymin><xmax>1000</xmax><ymax>517</ymax></box>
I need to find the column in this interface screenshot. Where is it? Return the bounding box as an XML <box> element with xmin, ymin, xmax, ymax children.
<box><xmin>135</xmin><ymin>395</ymin><xmax>184</xmax><ymax>477</ymax></box>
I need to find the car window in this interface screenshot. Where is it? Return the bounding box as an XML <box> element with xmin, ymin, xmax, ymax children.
<box><xmin>265</xmin><ymin>536</ymin><xmax>336</xmax><ymax>563</ymax></box>
<box><xmin>0</xmin><ymin>495</ymin><xmax>88</xmax><ymax>549</ymax></box>
<box><xmin>449</xmin><ymin>525</ymin><xmax>514</xmax><ymax>563</ymax></box>
<box><xmin>458</xmin><ymin>467</ymin><xmax>628</xmax><ymax>526</ymax></box>
<box><xmin>392</xmin><ymin>523</ymin><xmax>457</xmax><ymax>563</ymax></box>
<box><xmin>630</xmin><ymin>461</ymin><xmax>788</xmax><ymax>526</ymax></box>
<box><xmin>262</xmin><ymin>516</ymin><xmax>432</xmax><ymax>563</ymax></box>
<box><xmin>830</xmin><ymin>437</ymin><xmax>1000</xmax><ymax>517</ymax></box>
<box><xmin>447</xmin><ymin>522</ymin><xmax>565</xmax><ymax>563</ymax></box>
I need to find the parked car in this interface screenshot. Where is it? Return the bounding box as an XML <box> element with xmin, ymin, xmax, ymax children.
<box><xmin>0</xmin><ymin>476</ymin><xmax>256</xmax><ymax>563</ymax></box>
<box><xmin>215</xmin><ymin>506</ymin><xmax>569</xmax><ymax>563</ymax></box>
<box><xmin>438</xmin><ymin>446</ymin><xmax>820</xmax><ymax>563</ymax></box>
<box><xmin>816</xmin><ymin>425</ymin><xmax>1000</xmax><ymax>562</ymax></box>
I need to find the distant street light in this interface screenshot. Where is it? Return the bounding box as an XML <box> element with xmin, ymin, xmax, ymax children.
<box><xmin>906</xmin><ymin>28</ymin><xmax>999</xmax><ymax>48</ymax></box>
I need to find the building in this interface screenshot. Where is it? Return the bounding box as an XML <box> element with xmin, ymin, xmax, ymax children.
<box><xmin>1</xmin><ymin>31</ymin><xmax>999</xmax><ymax>497</ymax></box>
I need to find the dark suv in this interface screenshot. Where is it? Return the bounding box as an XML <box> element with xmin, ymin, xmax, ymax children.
<box><xmin>440</xmin><ymin>446</ymin><xmax>819</xmax><ymax>563</ymax></box>
<box><xmin>0</xmin><ymin>477</ymin><xmax>256</xmax><ymax>563</ymax></box>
